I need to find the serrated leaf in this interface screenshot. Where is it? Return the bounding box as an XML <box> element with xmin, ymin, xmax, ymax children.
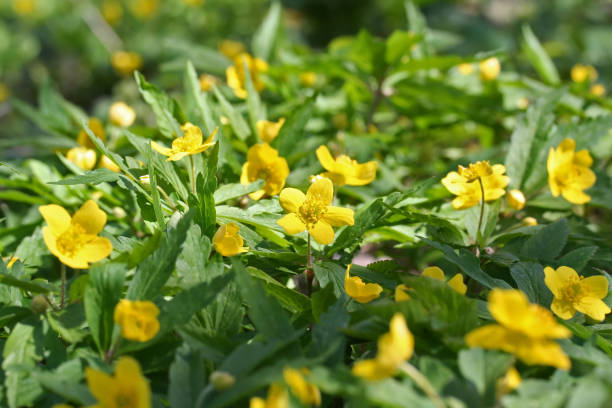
<box><xmin>520</xmin><ymin>218</ymin><xmax>568</xmax><ymax>261</ymax></box>
<box><xmin>557</xmin><ymin>246</ymin><xmax>598</xmax><ymax>272</ymax></box>
<box><xmin>49</xmin><ymin>168</ymin><xmax>119</xmax><ymax>185</ymax></box>
<box><xmin>135</xmin><ymin>72</ymin><xmax>185</xmax><ymax>139</ymax></box>
<box><xmin>510</xmin><ymin>261</ymin><xmax>553</xmax><ymax>307</ymax></box>
<box><xmin>213</xmin><ymin>180</ymin><xmax>265</xmax><ymax>204</ymax></box>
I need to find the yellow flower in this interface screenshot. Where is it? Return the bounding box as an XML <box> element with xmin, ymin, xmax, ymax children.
<box><xmin>395</xmin><ymin>284</ymin><xmax>410</xmax><ymax>302</ymax></box>
<box><xmin>213</xmin><ymin>223</ymin><xmax>248</xmax><ymax>257</ymax></box>
<box><xmin>571</xmin><ymin>64</ymin><xmax>597</xmax><ymax>83</ymax></box>
<box><xmin>479</xmin><ymin>57</ymin><xmax>501</xmax><ymax>81</ymax></box>
<box><xmin>547</xmin><ymin>138</ymin><xmax>596</xmax><ymax>204</ymax></box>
<box><xmin>114</xmin><ymin>299</ymin><xmax>160</xmax><ymax>342</ymax></box>
<box><xmin>344</xmin><ymin>264</ymin><xmax>383</xmax><ymax>303</ymax></box>
<box><xmin>226</xmin><ymin>53</ymin><xmax>268</xmax><ymax>99</ymax></box>
<box><xmin>219</xmin><ymin>40</ymin><xmax>246</xmax><ymax>59</ymax></box>
<box><xmin>256</xmin><ymin>118</ymin><xmax>285</xmax><ymax>143</ymax></box>
<box><xmin>102</xmin><ymin>0</ymin><xmax>123</xmax><ymax>25</ymax></box>
<box><xmin>12</xmin><ymin>0</ymin><xmax>35</xmax><ymax>15</ymax></box>
<box><xmin>0</xmin><ymin>83</ymin><xmax>9</xmax><ymax>103</ymax></box>
<box><xmin>39</xmin><ymin>200</ymin><xmax>112</xmax><ymax>269</ymax></box>
<box><xmin>109</xmin><ymin>102</ymin><xmax>136</xmax><ymax>127</ymax></box>
<box><xmin>465</xmin><ymin>289</ymin><xmax>572</xmax><ymax>370</ymax></box>
<box><xmin>457</xmin><ymin>63</ymin><xmax>474</xmax><ymax>75</ymax></box>
<box><xmin>199</xmin><ymin>74</ymin><xmax>219</xmax><ymax>92</ymax></box>
<box><xmin>497</xmin><ymin>366</ymin><xmax>521</xmax><ymax>396</ymax></box>
<box><xmin>353</xmin><ymin>313</ymin><xmax>414</xmax><ymax>380</ymax></box>
<box><xmin>522</xmin><ymin>217</ymin><xmax>537</xmax><ymax>226</ymax></box>
<box><xmin>249</xmin><ymin>384</ymin><xmax>288</xmax><ymax>408</ymax></box>
<box><xmin>99</xmin><ymin>155</ymin><xmax>120</xmax><ymax>172</ymax></box>
<box><xmin>441</xmin><ymin>161</ymin><xmax>510</xmax><ymax>210</ymax></box>
<box><xmin>315</xmin><ymin>146</ymin><xmax>377</xmax><ymax>186</ymax></box>
<box><xmin>507</xmin><ymin>189</ymin><xmax>526</xmax><ymax>210</ymax></box>
<box><xmin>544</xmin><ymin>266</ymin><xmax>610</xmax><ymax>321</ymax></box>
<box><xmin>85</xmin><ymin>356</ymin><xmax>151</xmax><ymax>408</ymax></box>
<box><xmin>78</xmin><ymin>117</ymin><xmax>106</xmax><ymax>149</ymax></box>
<box><xmin>299</xmin><ymin>72</ymin><xmax>317</xmax><ymax>87</ymax></box>
<box><xmin>421</xmin><ymin>266</ymin><xmax>467</xmax><ymax>295</ymax></box>
<box><xmin>277</xmin><ymin>178</ymin><xmax>354</xmax><ymax>244</ymax></box>
<box><xmin>590</xmin><ymin>84</ymin><xmax>606</xmax><ymax>97</ymax></box>
<box><xmin>66</xmin><ymin>147</ymin><xmax>97</xmax><ymax>171</ymax></box>
<box><xmin>240</xmin><ymin>144</ymin><xmax>289</xmax><ymax>199</ymax></box>
<box><xmin>51</xmin><ymin>404</ymin><xmax>73</xmax><ymax>408</ymax></box>
<box><xmin>130</xmin><ymin>0</ymin><xmax>158</xmax><ymax>19</ymax></box>
<box><xmin>183</xmin><ymin>0</ymin><xmax>204</xmax><ymax>5</ymax></box>
<box><xmin>151</xmin><ymin>123</ymin><xmax>217</xmax><ymax>161</ymax></box>
<box><xmin>6</xmin><ymin>256</ymin><xmax>19</xmax><ymax>268</ymax></box>
<box><xmin>111</xmin><ymin>51</ymin><xmax>143</xmax><ymax>76</ymax></box>
<box><xmin>283</xmin><ymin>368</ymin><xmax>321</xmax><ymax>406</ymax></box>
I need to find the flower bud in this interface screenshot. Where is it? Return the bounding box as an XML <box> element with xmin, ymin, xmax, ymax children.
<box><xmin>590</xmin><ymin>84</ymin><xmax>606</xmax><ymax>97</ymax></box>
<box><xmin>507</xmin><ymin>189</ymin><xmax>526</xmax><ymax>210</ymax></box>
<box><xmin>109</xmin><ymin>102</ymin><xmax>136</xmax><ymax>127</ymax></box>
<box><xmin>31</xmin><ymin>295</ymin><xmax>49</xmax><ymax>314</ymax></box>
<box><xmin>66</xmin><ymin>147</ymin><xmax>97</xmax><ymax>170</ymax></box>
<box><xmin>112</xmin><ymin>207</ymin><xmax>127</xmax><ymax>218</ymax></box>
<box><xmin>210</xmin><ymin>371</ymin><xmax>235</xmax><ymax>390</ymax></box>
<box><xmin>139</xmin><ymin>174</ymin><xmax>151</xmax><ymax>188</ymax></box>
<box><xmin>522</xmin><ymin>217</ymin><xmax>537</xmax><ymax>226</ymax></box>
<box><xmin>299</xmin><ymin>71</ymin><xmax>317</xmax><ymax>87</ymax></box>
<box><xmin>479</xmin><ymin>57</ymin><xmax>500</xmax><ymax>81</ymax></box>
<box><xmin>99</xmin><ymin>155</ymin><xmax>120</xmax><ymax>172</ymax></box>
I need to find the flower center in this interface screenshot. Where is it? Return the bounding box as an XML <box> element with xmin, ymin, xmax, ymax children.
<box><xmin>256</xmin><ymin>167</ymin><xmax>271</xmax><ymax>181</ymax></box>
<box><xmin>559</xmin><ymin>276</ymin><xmax>583</xmax><ymax>303</ymax></box>
<box><xmin>115</xmin><ymin>390</ymin><xmax>137</xmax><ymax>408</ymax></box>
<box><xmin>56</xmin><ymin>225</ymin><xmax>91</xmax><ymax>258</ymax></box>
<box><xmin>298</xmin><ymin>200</ymin><xmax>327</xmax><ymax>228</ymax></box>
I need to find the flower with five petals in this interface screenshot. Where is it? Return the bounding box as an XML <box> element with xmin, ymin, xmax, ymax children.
<box><xmin>240</xmin><ymin>144</ymin><xmax>289</xmax><ymax>200</ymax></box>
<box><xmin>441</xmin><ymin>161</ymin><xmax>509</xmax><ymax>210</ymax></box>
<box><xmin>213</xmin><ymin>223</ymin><xmax>248</xmax><ymax>256</ymax></box>
<box><xmin>114</xmin><ymin>299</ymin><xmax>160</xmax><ymax>342</ymax></box>
<box><xmin>547</xmin><ymin>138</ymin><xmax>596</xmax><ymax>204</ymax></box>
<box><xmin>315</xmin><ymin>146</ymin><xmax>377</xmax><ymax>186</ymax></box>
<box><xmin>85</xmin><ymin>356</ymin><xmax>151</xmax><ymax>408</ymax></box>
<box><xmin>151</xmin><ymin>123</ymin><xmax>217</xmax><ymax>161</ymax></box>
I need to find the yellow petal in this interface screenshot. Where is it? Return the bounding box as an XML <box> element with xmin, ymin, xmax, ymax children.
<box><xmin>322</xmin><ymin>206</ymin><xmax>354</xmax><ymax>227</ymax></box>
<box><xmin>39</xmin><ymin>204</ymin><xmax>71</xmax><ymax>234</ymax></box>
<box><xmin>306</xmin><ymin>178</ymin><xmax>333</xmax><ymax>207</ymax></box>
<box><xmin>308</xmin><ymin>220</ymin><xmax>334</xmax><ymax>245</ymax></box>
<box><xmin>422</xmin><ymin>266</ymin><xmax>444</xmax><ymax>281</ymax></box>
<box><xmin>448</xmin><ymin>274</ymin><xmax>467</xmax><ymax>295</ymax></box>
<box><xmin>487</xmin><ymin>289</ymin><xmax>532</xmax><ymax>332</ymax></box>
<box><xmin>151</xmin><ymin>141</ymin><xmax>171</xmax><ymax>156</ymax></box>
<box><xmin>277</xmin><ymin>213</ymin><xmax>306</xmax><ymax>235</ymax></box>
<box><xmin>316</xmin><ymin>145</ymin><xmax>338</xmax><ymax>172</ymax></box>
<box><xmin>279</xmin><ymin>188</ymin><xmax>306</xmax><ymax>213</ymax></box>
<box><xmin>345</xmin><ymin>265</ymin><xmax>383</xmax><ymax>303</ymax></box>
<box><xmin>352</xmin><ymin>359</ymin><xmax>394</xmax><ymax>381</ymax></box>
<box><xmin>346</xmin><ymin>161</ymin><xmax>378</xmax><ymax>186</ymax></box>
<box><xmin>76</xmin><ymin>237</ymin><xmax>113</xmax><ymax>265</ymax></box>
<box><xmin>550</xmin><ymin>298</ymin><xmax>576</xmax><ymax>320</ymax></box>
<box><xmin>441</xmin><ymin>171</ymin><xmax>468</xmax><ymax>195</ymax></box>
<box><xmin>85</xmin><ymin>367</ymin><xmax>115</xmax><ymax>404</ymax></box>
<box><xmin>580</xmin><ymin>275</ymin><xmax>609</xmax><ymax>299</ymax></box>
<box><xmin>395</xmin><ymin>284</ymin><xmax>411</xmax><ymax>301</ymax></box>
<box><xmin>72</xmin><ymin>200</ymin><xmax>107</xmax><ymax>235</ymax></box>
<box><xmin>575</xmin><ymin>297</ymin><xmax>611</xmax><ymax>321</ymax></box>
<box><xmin>515</xmin><ymin>338</ymin><xmax>571</xmax><ymax>370</ymax></box>
<box><xmin>544</xmin><ymin>266</ymin><xmax>578</xmax><ymax>298</ymax></box>
<box><xmin>465</xmin><ymin>324</ymin><xmax>512</xmax><ymax>349</ymax></box>
<box><xmin>561</xmin><ymin>188</ymin><xmax>591</xmax><ymax>205</ymax></box>
<box><xmin>250</xmin><ymin>397</ymin><xmax>266</xmax><ymax>408</ymax></box>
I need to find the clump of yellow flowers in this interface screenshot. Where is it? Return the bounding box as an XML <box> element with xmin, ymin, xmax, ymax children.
<box><xmin>213</xmin><ymin>223</ymin><xmax>248</xmax><ymax>257</ymax></box>
<box><xmin>465</xmin><ymin>288</ymin><xmax>571</xmax><ymax>370</ymax></box>
<box><xmin>240</xmin><ymin>144</ymin><xmax>289</xmax><ymax>200</ymax></box>
<box><xmin>114</xmin><ymin>299</ymin><xmax>160</xmax><ymax>342</ymax></box>
<box><xmin>547</xmin><ymin>138</ymin><xmax>595</xmax><ymax>204</ymax></box>
<box><xmin>283</xmin><ymin>367</ymin><xmax>321</xmax><ymax>406</ymax></box>
<box><xmin>85</xmin><ymin>356</ymin><xmax>151</xmax><ymax>408</ymax></box>
<box><xmin>151</xmin><ymin>122</ymin><xmax>217</xmax><ymax>161</ymax></box>
<box><xmin>315</xmin><ymin>146</ymin><xmax>377</xmax><ymax>186</ymax></box>
<box><xmin>441</xmin><ymin>161</ymin><xmax>509</xmax><ymax>210</ymax></box>
<box><xmin>39</xmin><ymin>200</ymin><xmax>112</xmax><ymax>269</ymax></box>
<box><xmin>544</xmin><ymin>266</ymin><xmax>610</xmax><ymax>321</ymax></box>
<box><xmin>277</xmin><ymin>178</ymin><xmax>354</xmax><ymax>245</ymax></box>
<box><xmin>345</xmin><ymin>264</ymin><xmax>383</xmax><ymax>303</ymax></box>
<box><xmin>226</xmin><ymin>53</ymin><xmax>268</xmax><ymax>99</ymax></box>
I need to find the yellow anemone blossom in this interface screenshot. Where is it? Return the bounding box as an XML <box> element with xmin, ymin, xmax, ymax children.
<box><xmin>441</xmin><ymin>161</ymin><xmax>510</xmax><ymax>210</ymax></box>
<box><xmin>507</xmin><ymin>189</ymin><xmax>526</xmax><ymax>210</ymax></box>
<box><xmin>479</xmin><ymin>57</ymin><xmax>501</xmax><ymax>81</ymax></box>
<box><xmin>130</xmin><ymin>0</ymin><xmax>159</xmax><ymax>19</ymax></box>
<box><xmin>114</xmin><ymin>299</ymin><xmax>160</xmax><ymax>342</ymax></box>
<box><xmin>395</xmin><ymin>284</ymin><xmax>411</xmax><ymax>302</ymax></box>
<box><xmin>78</xmin><ymin>117</ymin><xmax>106</xmax><ymax>149</ymax></box>
<box><xmin>547</xmin><ymin>138</ymin><xmax>596</xmax><ymax>204</ymax></box>
<box><xmin>249</xmin><ymin>384</ymin><xmax>289</xmax><ymax>408</ymax></box>
<box><xmin>102</xmin><ymin>0</ymin><xmax>123</xmax><ymax>25</ymax></box>
<box><xmin>66</xmin><ymin>147</ymin><xmax>97</xmax><ymax>171</ymax></box>
<box><xmin>497</xmin><ymin>366</ymin><xmax>521</xmax><ymax>396</ymax></box>
<box><xmin>457</xmin><ymin>63</ymin><xmax>474</xmax><ymax>75</ymax></box>
<box><xmin>199</xmin><ymin>74</ymin><xmax>219</xmax><ymax>92</ymax></box>
<box><xmin>39</xmin><ymin>200</ymin><xmax>112</xmax><ymax>269</ymax></box>
<box><xmin>151</xmin><ymin>123</ymin><xmax>217</xmax><ymax>161</ymax></box>
<box><xmin>219</xmin><ymin>40</ymin><xmax>246</xmax><ymax>60</ymax></box>
<box><xmin>12</xmin><ymin>0</ymin><xmax>36</xmax><ymax>15</ymax></box>
<box><xmin>465</xmin><ymin>289</ymin><xmax>572</xmax><ymax>370</ymax></box>
<box><xmin>226</xmin><ymin>53</ymin><xmax>268</xmax><ymax>99</ymax></box>
<box><xmin>240</xmin><ymin>144</ymin><xmax>289</xmax><ymax>200</ymax></box>
<box><xmin>256</xmin><ymin>118</ymin><xmax>285</xmax><ymax>143</ymax></box>
<box><xmin>109</xmin><ymin>102</ymin><xmax>136</xmax><ymax>127</ymax></box>
<box><xmin>213</xmin><ymin>223</ymin><xmax>248</xmax><ymax>256</ymax></box>
<box><xmin>283</xmin><ymin>368</ymin><xmax>321</xmax><ymax>406</ymax></box>
<box><xmin>111</xmin><ymin>51</ymin><xmax>143</xmax><ymax>76</ymax></box>
<box><xmin>315</xmin><ymin>146</ymin><xmax>377</xmax><ymax>186</ymax></box>
<box><xmin>299</xmin><ymin>72</ymin><xmax>317</xmax><ymax>87</ymax></box>
<box><xmin>85</xmin><ymin>356</ymin><xmax>151</xmax><ymax>408</ymax></box>
<box><xmin>421</xmin><ymin>266</ymin><xmax>467</xmax><ymax>295</ymax></box>
<box><xmin>277</xmin><ymin>178</ymin><xmax>354</xmax><ymax>244</ymax></box>
<box><xmin>345</xmin><ymin>264</ymin><xmax>383</xmax><ymax>303</ymax></box>
<box><xmin>590</xmin><ymin>84</ymin><xmax>606</xmax><ymax>97</ymax></box>
<box><xmin>544</xmin><ymin>266</ymin><xmax>610</xmax><ymax>321</ymax></box>
<box><xmin>353</xmin><ymin>313</ymin><xmax>414</xmax><ymax>380</ymax></box>
<box><xmin>571</xmin><ymin>64</ymin><xmax>597</xmax><ymax>83</ymax></box>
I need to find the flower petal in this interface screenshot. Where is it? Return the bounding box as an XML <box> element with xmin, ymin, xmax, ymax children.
<box><xmin>72</xmin><ymin>200</ymin><xmax>107</xmax><ymax>235</ymax></box>
<box><xmin>580</xmin><ymin>275</ymin><xmax>609</xmax><ymax>299</ymax></box>
<box><xmin>315</xmin><ymin>145</ymin><xmax>338</xmax><ymax>172</ymax></box>
<box><xmin>279</xmin><ymin>188</ymin><xmax>306</xmax><ymax>213</ymax></box>
<box><xmin>551</xmin><ymin>298</ymin><xmax>576</xmax><ymax>320</ymax></box>
<box><xmin>277</xmin><ymin>213</ymin><xmax>306</xmax><ymax>235</ymax></box>
<box><xmin>422</xmin><ymin>266</ymin><xmax>445</xmax><ymax>281</ymax></box>
<box><xmin>448</xmin><ymin>274</ymin><xmax>467</xmax><ymax>295</ymax></box>
<box><xmin>544</xmin><ymin>266</ymin><xmax>578</xmax><ymax>298</ymax></box>
<box><xmin>308</xmin><ymin>220</ymin><xmax>334</xmax><ymax>244</ymax></box>
<box><xmin>76</xmin><ymin>237</ymin><xmax>113</xmax><ymax>265</ymax></box>
<box><xmin>151</xmin><ymin>141</ymin><xmax>171</xmax><ymax>156</ymax></box>
<box><xmin>575</xmin><ymin>297</ymin><xmax>610</xmax><ymax>321</ymax></box>
<box><xmin>306</xmin><ymin>177</ymin><xmax>333</xmax><ymax>207</ymax></box>
<box><xmin>323</xmin><ymin>206</ymin><xmax>354</xmax><ymax>227</ymax></box>
<box><xmin>465</xmin><ymin>324</ymin><xmax>512</xmax><ymax>350</ymax></box>
<box><xmin>85</xmin><ymin>367</ymin><xmax>115</xmax><ymax>404</ymax></box>
<box><xmin>39</xmin><ymin>204</ymin><xmax>71</xmax><ymax>234</ymax></box>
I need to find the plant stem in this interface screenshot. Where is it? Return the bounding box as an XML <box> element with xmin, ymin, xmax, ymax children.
<box><xmin>189</xmin><ymin>155</ymin><xmax>196</xmax><ymax>195</ymax></box>
<box><xmin>157</xmin><ymin>186</ymin><xmax>177</xmax><ymax>212</ymax></box>
<box><xmin>105</xmin><ymin>336</ymin><xmax>122</xmax><ymax>364</ymax></box>
<box><xmin>476</xmin><ymin>177</ymin><xmax>485</xmax><ymax>246</ymax></box>
<box><xmin>400</xmin><ymin>363</ymin><xmax>446</xmax><ymax>408</ymax></box>
<box><xmin>60</xmin><ymin>263</ymin><xmax>66</xmax><ymax>309</ymax></box>
<box><xmin>306</xmin><ymin>233</ymin><xmax>314</xmax><ymax>296</ymax></box>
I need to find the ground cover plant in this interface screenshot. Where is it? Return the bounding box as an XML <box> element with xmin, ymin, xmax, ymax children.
<box><xmin>1</xmin><ymin>1</ymin><xmax>612</xmax><ymax>407</ymax></box>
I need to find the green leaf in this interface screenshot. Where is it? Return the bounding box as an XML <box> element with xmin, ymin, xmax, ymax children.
<box><xmin>47</xmin><ymin>303</ymin><xmax>87</xmax><ymax>343</ymax></box>
<box><xmin>184</xmin><ymin>60</ymin><xmax>221</xmax><ymax>135</ymax></box>
<box><xmin>385</xmin><ymin>30</ymin><xmax>420</xmax><ymax>65</ymax></box>
<box><xmin>195</xmin><ymin>143</ymin><xmax>219</xmax><ymax>238</ymax></box>
<box><xmin>168</xmin><ymin>343</ymin><xmax>206</xmax><ymax>408</ymax></box>
<box><xmin>0</xmin><ymin>260</ymin><xmax>56</xmax><ymax>293</ymax></box>
<box><xmin>135</xmin><ymin>72</ymin><xmax>186</xmax><ymax>139</ymax></box>
<box><xmin>49</xmin><ymin>168</ymin><xmax>119</xmax><ymax>185</ymax></box>
<box><xmin>211</xmin><ymin>85</ymin><xmax>251</xmax><ymax>140</ymax></box>
<box><xmin>557</xmin><ymin>246</ymin><xmax>598</xmax><ymax>272</ymax></box>
<box><xmin>520</xmin><ymin>218</ymin><xmax>568</xmax><ymax>261</ymax></box>
<box><xmin>83</xmin><ymin>262</ymin><xmax>125</xmax><ymax>353</ymax></box>
<box><xmin>252</xmin><ymin>1</ymin><xmax>282</xmax><ymax>61</ymax></box>
<box><xmin>521</xmin><ymin>25</ymin><xmax>560</xmax><ymax>86</ymax></box>
<box><xmin>2</xmin><ymin>323</ymin><xmax>42</xmax><ymax>408</ymax></box>
<box><xmin>458</xmin><ymin>348</ymin><xmax>514</xmax><ymax>406</ymax></box>
<box><xmin>213</xmin><ymin>180</ymin><xmax>264</xmax><ymax>205</ymax></box>
<box><xmin>510</xmin><ymin>261</ymin><xmax>553</xmax><ymax>307</ymax></box>
<box><xmin>248</xmin><ymin>267</ymin><xmax>310</xmax><ymax>314</ymax></box>
<box><xmin>271</xmin><ymin>101</ymin><xmax>314</xmax><ymax>158</ymax></box>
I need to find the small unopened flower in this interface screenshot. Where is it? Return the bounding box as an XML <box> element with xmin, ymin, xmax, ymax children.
<box><xmin>213</xmin><ymin>223</ymin><xmax>248</xmax><ymax>256</ymax></box>
<box><xmin>109</xmin><ymin>102</ymin><xmax>136</xmax><ymax>127</ymax></box>
<box><xmin>299</xmin><ymin>72</ymin><xmax>317</xmax><ymax>87</ymax></box>
<box><xmin>441</xmin><ymin>161</ymin><xmax>510</xmax><ymax>210</ymax></box>
<box><xmin>31</xmin><ymin>294</ymin><xmax>49</xmax><ymax>314</ymax></box>
<box><xmin>457</xmin><ymin>63</ymin><xmax>474</xmax><ymax>75</ymax></box>
<box><xmin>102</xmin><ymin>0</ymin><xmax>123</xmax><ymax>25</ymax></box>
<box><xmin>283</xmin><ymin>368</ymin><xmax>321</xmax><ymax>406</ymax></box>
<box><xmin>345</xmin><ymin>264</ymin><xmax>383</xmax><ymax>303</ymax></box>
<box><xmin>139</xmin><ymin>174</ymin><xmax>151</xmax><ymax>187</ymax></box>
<box><xmin>85</xmin><ymin>357</ymin><xmax>151</xmax><ymax>408</ymax></box>
<box><xmin>111</xmin><ymin>51</ymin><xmax>143</xmax><ymax>76</ymax></box>
<box><xmin>522</xmin><ymin>217</ymin><xmax>537</xmax><ymax>226</ymax></box>
<box><xmin>241</xmin><ymin>144</ymin><xmax>289</xmax><ymax>200</ymax></box>
<box><xmin>517</xmin><ymin>97</ymin><xmax>529</xmax><ymax>110</ymax></box>
<box><xmin>421</xmin><ymin>266</ymin><xmax>467</xmax><ymax>295</ymax></box>
<box><xmin>114</xmin><ymin>299</ymin><xmax>160</xmax><ymax>342</ymax></box>
<box><xmin>226</xmin><ymin>53</ymin><xmax>268</xmax><ymax>99</ymax></box>
<box><xmin>66</xmin><ymin>147</ymin><xmax>97</xmax><ymax>170</ymax></box>
<box><xmin>39</xmin><ymin>200</ymin><xmax>112</xmax><ymax>269</ymax></box>
<box><xmin>353</xmin><ymin>313</ymin><xmax>414</xmax><ymax>380</ymax></box>
<box><xmin>77</xmin><ymin>117</ymin><xmax>106</xmax><ymax>148</ymax></box>
<box><xmin>507</xmin><ymin>189</ymin><xmax>526</xmax><ymax>210</ymax></box>
<box><xmin>395</xmin><ymin>284</ymin><xmax>410</xmax><ymax>302</ymax></box>
<box><xmin>590</xmin><ymin>84</ymin><xmax>606</xmax><ymax>97</ymax></box>
<box><xmin>465</xmin><ymin>289</ymin><xmax>571</xmax><ymax>369</ymax></box>
<box><xmin>249</xmin><ymin>384</ymin><xmax>288</xmax><ymax>408</ymax></box>
<box><xmin>277</xmin><ymin>178</ymin><xmax>354</xmax><ymax>244</ymax></box>
<box><xmin>151</xmin><ymin>123</ymin><xmax>217</xmax><ymax>161</ymax></box>
<box><xmin>99</xmin><ymin>155</ymin><xmax>120</xmax><ymax>172</ymax></box>
<box><xmin>479</xmin><ymin>57</ymin><xmax>501</xmax><ymax>81</ymax></box>
<box><xmin>199</xmin><ymin>74</ymin><xmax>219</xmax><ymax>92</ymax></box>
<box><xmin>219</xmin><ymin>39</ymin><xmax>246</xmax><ymax>59</ymax></box>
<box><xmin>571</xmin><ymin>64</ymin><xmax>597</xmax><ymax>83</ymax></box>
<box><xmin>547</xmin><ymin>138</ymin><xmax>595</xmax><ymax>204</ymax></box>
<box><xmin>544</xmin><ymin>266</ymin><xmax>610</xmax><ymax>321</ymax></box>
<box><xmin>256</xmin><ymin>118</ymin><xmax>285</xmax><ymax>143</ymax></box>
<box><xmin>497</xmin><ymin>366</ymin><xmax>521</xmax><ymax>397</ymax></box>
<box><xmin>210</xmin><ymin>371</ymin><xmax>235</xmax><ymax>390</ymax></box>
<box><xmin>315</xmin><ymin>145</ymin><xmax>377</xmax><ymax>186</ymax></box>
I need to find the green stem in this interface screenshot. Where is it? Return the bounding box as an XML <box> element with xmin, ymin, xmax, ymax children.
<box><xmin>306</xmin><ymin>234</ymin><xmax>313</xmax><ymax>296</ymax></box>
<box><xmin>157</xmin><ymin>186</ymin><xmax>177</xmax><ymax>212</ymax></box>
<box><xmin>105</xmin><ymin>336</ymin><xmax>122</xmax><ymax>364</ymax></box>
<box><xmin>400</xmin><ymin>363</ymin><xmax>446</xmax><ymax>408</ymax></box>
<box><xmin>60</xmin><ymin>264</ymin><xmax>66</xmax><ymax>309</ymax></box>
<box><xmin>476</xmin><ymin>177</ymin><xmax>485</xmax><ymax>246</ymax></box>
<box><xmin>189</xmin><ymin>155</ymin><xmax>196</xmax><ymax>196</ymax></box>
